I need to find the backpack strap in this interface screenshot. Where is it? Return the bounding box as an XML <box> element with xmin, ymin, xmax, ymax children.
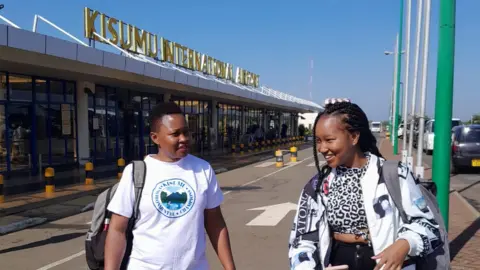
<box><xmin>380</xmin><ymin>160</ymin><xmax>409</xmax><ymax>224</ymax></box>
<box><xmin>128</xmin><ymin>160</ymin><xmax>147</xmax><ymax>229</ymax></box>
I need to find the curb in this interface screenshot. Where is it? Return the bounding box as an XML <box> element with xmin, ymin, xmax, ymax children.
<box><xmin>212</xmin><ymin>144</ymin><xmax>311</xmax><ymax>174</ymax></box>
<box><xmin>0</xmin><ymin>217</ymin><xmax>48</xmax><ymax>235</ymax></box>
<box><xmin>451</xmin><ymin>190</ymin><xmax>480</xmax><ymax>219</ymax></box>
<box><xmin>0</xmin><ymin>181</ymin><xmax>115</xmax><ymax>218</ymax></box>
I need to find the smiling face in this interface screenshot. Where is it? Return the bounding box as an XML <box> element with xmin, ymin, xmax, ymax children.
<box><xmin>150</xmin><ymin>113</ymin><xmax>190</xmax><ymax>161</ymax></box>
<box><xmin>314</xmin><ymin>114</ymin><xmax>360</xmax><ymax>168</ymax></box>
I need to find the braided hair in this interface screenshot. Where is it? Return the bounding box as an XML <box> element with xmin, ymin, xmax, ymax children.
<box><xmin>312</xmin><ymin>101</ymin><xmax>383</xmax><ymax>192</ymax></box>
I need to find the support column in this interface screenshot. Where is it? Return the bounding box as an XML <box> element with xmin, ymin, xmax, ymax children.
<box><xmin>163</xmin><ymin>93</ymin><xmax>171</xmax><ymax>103</ymax></box>
<box><xmin>76</xmin><ymin>81</ymin><xmax>93</xmax><ymax>165</ymax></box>
<box><xmin>211</xmin><ymin>100</ymin><xmax>218</xmax><ymax>150</ymax></box>
<box><xmin>432</xmin><ymin>0</ymin><xmax>456</xmax><ymax>231</ymax></box>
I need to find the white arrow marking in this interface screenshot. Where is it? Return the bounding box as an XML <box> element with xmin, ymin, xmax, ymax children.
<box><xmin>246</xmin><ymin>202</ymin><xmax>297</xmax><ymax>226</ymax></box>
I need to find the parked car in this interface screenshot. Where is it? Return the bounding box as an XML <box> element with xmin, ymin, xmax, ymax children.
<box><xmin>424</xmin><ymin>118</ymin><xmax>461</xmax><ymax>155</ymax></box>
<box><xmin>451</xmin><ymin>124</ymin><xmax>480</xmax><ymax>173</ymax></box>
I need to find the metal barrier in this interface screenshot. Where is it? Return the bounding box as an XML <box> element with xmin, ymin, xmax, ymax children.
<box><xmin>275</xmin><ymin>149</ymin><xmax>284</xmax><ymax>168</ymax></box>
<box><xmin>45</xmin><ymin>167</ymin><xmax>55</xmax><ymax>196</ymax></box>
<box><xmin>85</xmin><ymin>162</ymin><xmax>94</xmax><ymax>185</ymax></box>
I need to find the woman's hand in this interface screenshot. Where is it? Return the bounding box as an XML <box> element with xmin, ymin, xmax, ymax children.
<box><xmin>372</xmin><ymin>239</ymin><xmax>410</xmax><ymax>270</ymax></box>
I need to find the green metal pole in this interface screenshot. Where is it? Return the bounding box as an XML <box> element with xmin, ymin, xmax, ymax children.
<box><xmin>432</xmin><ymin>0</ymin><xmax>456</xmax><ymax>231</ymax></box>
<box><xmin>393</xmin><ymin>0</ymin><xmax>405</xmax><ymax>155</ymax></box>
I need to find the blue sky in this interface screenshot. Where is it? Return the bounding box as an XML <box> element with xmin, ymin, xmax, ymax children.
<box><xmin>1</xmin><ymin>0</ymin><xmax>479</xmax><ymax>121</ymax></box>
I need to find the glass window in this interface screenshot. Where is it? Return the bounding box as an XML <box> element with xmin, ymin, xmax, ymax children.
<box><xmin>0</xmin><ymin>104</ymin><xmax>5</xmax><ymax>172</ymax></box>
<box><xmin>34</xmin><ymin>79</ymin><xmax>48</xmax><ymax>102</ymax></box>
<box><xmin>9</xmin><ymin>75</ymin><xmax>33</xmax><ymax>102</ymax></box>
<box><xmin>50</xmin><ymin>80</ymin><xmax>64</xmax><ymax>103</ymax></box>
<box><xmin>464</xmin><ymin>128</ymin><xmax>480</xmax><ymax>143</ymax></box>
<box><xmin>65</xmin><ymin>82</ymin><xmax>75</xmax><ymax>103</ymax></box>
<box><xmin>95</xmin><ymin>86</ymin><xmax>106</xmax><ymax>106</ymax></box>
<box><xmin>0</xmin><ymin>73</ymin><xmax>7</xmax><ymax>100</ymax></box>
<box><xmin>107</xmin><ymin>88</ymin><xmax>116</xmax><ymax>107</ymax></box>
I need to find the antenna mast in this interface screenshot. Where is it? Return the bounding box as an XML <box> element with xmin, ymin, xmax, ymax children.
<box><xmin>309</xmin><ymin>59</ymin><xmax>313</xmax><ymax>100</ymax></box>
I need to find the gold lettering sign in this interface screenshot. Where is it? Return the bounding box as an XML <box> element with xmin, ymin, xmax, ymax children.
<box><xmin>83</xmin><ymin>7</ymin><xmax>259</xmax><ymax>87</ymax></box>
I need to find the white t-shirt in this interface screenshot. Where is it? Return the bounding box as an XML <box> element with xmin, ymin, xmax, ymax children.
<box><xmin>107</xmin><ymin>154</ymin><xmax>224</xmax><ymax>270</ymax></box>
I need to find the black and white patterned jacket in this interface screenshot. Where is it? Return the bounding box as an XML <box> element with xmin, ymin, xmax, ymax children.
<box><xmin>288</xmin><ymin>154</ymin><xmax>441</xmax><ymax>270</ymax></box>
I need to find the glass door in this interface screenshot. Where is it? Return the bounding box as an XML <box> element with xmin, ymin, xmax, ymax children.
<box><xmin>7</xmin><ymin>103</ymin><xmax>34</xmax><ymax>173</ymax></box>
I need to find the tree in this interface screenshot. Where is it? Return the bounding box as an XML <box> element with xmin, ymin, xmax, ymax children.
<box><xmin>464</xmin><ymin>114</ymin><xmax>480</xmax><ymax>125</ymax></box>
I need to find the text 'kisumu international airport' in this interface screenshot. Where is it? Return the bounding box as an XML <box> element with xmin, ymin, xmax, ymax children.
<box><xmin>0</xmin><ymin>7</ymin><xmax>322</xmax><ymax>194</ymax></box>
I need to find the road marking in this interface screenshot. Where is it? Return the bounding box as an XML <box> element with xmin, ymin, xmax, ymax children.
<box><xmin>246</xmin><ymin>202</ymin><xmax>297</xmax><ymax>226</ymax></box>
<box><xmin>36</xmin><ymin>250</ymin><xmax>85</xmax><ymax>270</ymax></box>
<box><xmin>223</xmin><ymin>155</ymin><xmax>314</xmax><ymax>196</ymax></box>
<box><xmin>36</xmin><ymin>155</ymin><xmax>314</xmax><ymax>269</ymax></box>
<box><xmin>307</xmin><ymin>161</ymin><xmax>325</xmax><ymax>167</ymax></box>
<box><xmin>254</xmin><ymin>161</ymin><xmax>276</xmax><ymax>167</ymax></box>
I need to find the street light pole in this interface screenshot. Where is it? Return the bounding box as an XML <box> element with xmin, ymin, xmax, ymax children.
<box><xmin>390</xmin><ymin>34</ymin><xmax>400</xmax><ymax>145</ymax></box>
<box><xmin>407</xmin><ymin>0</ymin><xmax>424</xmax><ymax>170</ymax></box>
<box><xmin>415</xmin><ymin>0</ymin><xmax>432</xmax><ymax>179</ymax></box>
<box><xmin>393</xmin><ymin>0</ymin><xmax>405</xmax><ymax>155</ymax></box>
<box><xmin>432</xmin><ymin>0</ymin><xmax>456</xmax><ymax>231</ymax></box>
<box><xmin>402</xmin><ymin>0</ymin><xmax>412</xmax><ymax>164</ymax></box>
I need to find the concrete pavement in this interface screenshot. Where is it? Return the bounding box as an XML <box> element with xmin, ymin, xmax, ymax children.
<box><xmin>0</xmin><ymin>147</ymin><xmax>319</xmax><ymax>270</ymax></box>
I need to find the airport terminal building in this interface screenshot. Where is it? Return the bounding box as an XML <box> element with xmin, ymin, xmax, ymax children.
<box><xmin>0</xmin><ymin>7</ymin><xmax>321</xmax><ymax>187</ymax></box>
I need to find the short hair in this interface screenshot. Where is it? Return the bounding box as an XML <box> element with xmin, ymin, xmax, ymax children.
<box><xmin>149</xmin><ymin>102</ymin><xmax>184</xmax><ymax>132</ymax></box>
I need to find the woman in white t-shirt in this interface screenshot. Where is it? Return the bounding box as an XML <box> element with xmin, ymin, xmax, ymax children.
<box><xmin>105</xmin><ymin>102</ymin><xmax>236</xmax><ymax>270</ymax></box>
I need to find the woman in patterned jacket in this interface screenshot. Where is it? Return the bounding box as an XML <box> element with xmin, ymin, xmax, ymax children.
<box><xmin>288</xmin><ymin>99</ymin><xmax>441</xmax><ymax>270</ymax></box>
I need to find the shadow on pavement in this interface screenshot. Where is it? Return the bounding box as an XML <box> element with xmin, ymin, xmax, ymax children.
<box><xmin>449</xmin><ymin>217</ymin><xmax>480</xmax><ymax>260</ymax></box>
<box><xmin>36</xmin><ymin>223</ymin><xmax>89</xmax><ymax>230</ymax></box>
<box><xmin>0</xmin><ymin>232</ymin><xmax>85</xmax><ymax>254</ymax></box>
<box><xmin>221</xmin><ymin>186</ymin><xmax>262</xmax><ymax>192</ymax></box>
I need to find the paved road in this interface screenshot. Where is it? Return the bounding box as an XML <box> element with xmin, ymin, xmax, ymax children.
<box><xmin>0</xmin><ymin>147</ymin><xmax>321</xmax><ymax>270</ymax></box>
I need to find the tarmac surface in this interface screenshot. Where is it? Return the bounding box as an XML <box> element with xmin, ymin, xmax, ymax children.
<box><xmin>0</xmin><ymin>147</ymin><xmax>318</xmax><ymax>270</ymax></box>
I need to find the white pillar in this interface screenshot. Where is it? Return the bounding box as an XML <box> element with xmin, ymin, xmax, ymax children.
<box><xmin>76</xmin><ymin>81</ymin><xmax>92</xmax><ymax>165</ymax></box>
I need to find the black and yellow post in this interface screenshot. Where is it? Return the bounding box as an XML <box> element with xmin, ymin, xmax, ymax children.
<box><xmin>231</xmin><ymin>144</ymin><xmax>236</xmax><ymax>155</ymax></box>
<box><xmin>240</xmin><ymin>144</ymin><xmax>245</xmax><ymax>155</ymax></box>
<box><xmin>45</xmin><ymin>167</ymin><xmax>55</xmax><ymax>197</ymax></box>
<box><xmin>0</xmin><ymin>174</ymin><xmax>4</xmax><ymax>203</ymax></box>
<box><xmin>255</xmin><ymin>141</ymin><xmax>259</xmax><ymax>152</ymax></box>
<box><xmin>290</xmin><ymin>146</ymin><xmax>298</xmax><ymax>163</ymax></box>
<box><xmin>85</xmin><ymin>162</ymin><xmax>94</xmax><ymax>185</ymax></box>
<box><xmin>248</xmin><ymin>143</ymin><xmax>252</xmax><ymax>153</ymax></box>
<box><xmin>275</xmin><ymin>149</ymin><xmax>284</xmax><ymax>168</ymax></box>
<box><xmin>117</xmin><ymin>158</ymin><xmax>125</xmax><ymax>180</ymax></box>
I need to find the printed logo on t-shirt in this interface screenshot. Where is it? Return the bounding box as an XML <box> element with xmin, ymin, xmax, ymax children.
<box><xmin>152</xmin><ymin>178</ymin><xmax>196</xmax><ymax>218</ymax></box>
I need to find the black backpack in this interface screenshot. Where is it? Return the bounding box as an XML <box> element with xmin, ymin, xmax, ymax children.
<box><xmin>85</xmin><ymin>160</ymin><xmax>146</xmax><ymax>270</ymax></box>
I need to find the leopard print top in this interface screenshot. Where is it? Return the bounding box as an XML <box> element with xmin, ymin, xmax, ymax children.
<box><xmin>326</xmin><ymin>153</ymin><xmax>371</xmax><ymax>241</ymax></box>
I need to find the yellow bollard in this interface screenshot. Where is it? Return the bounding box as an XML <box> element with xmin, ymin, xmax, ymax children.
<box><xmin>85</xmin><ymin>162</ymin><xmax>94</xmax><ymax>185</ymax></box>
<box><xmin>231</xmin><ymin>144</ymin><xmax>236</xmax><ymax>155</ymax></box>
<box><xmin>275</xmin><ymin>149</ymin><xmax>284</xmax><ymax>168</ymax></box>
<box><xmin>0</xmin><ymin>174</ymin><xmax>4</xmax><ymax>203</ymax></box>
<box><xmin>45</xmin><ymin>167</ymin><xmax>55</xmax><ymax>196</ymax></box>
<box><xmin>290</xmin><ymin>146</ymin><xmax>298</xmax><ymax>163</ymax></box>
<box><xmin>240</xmin><ymin>144</ymin><xmax>245</xmax><ymax>155</ymax></box>
<box><xmin>117</xmin><ymin>158</ymin><xmax>125</xmax><ymax>180</ymax></box>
